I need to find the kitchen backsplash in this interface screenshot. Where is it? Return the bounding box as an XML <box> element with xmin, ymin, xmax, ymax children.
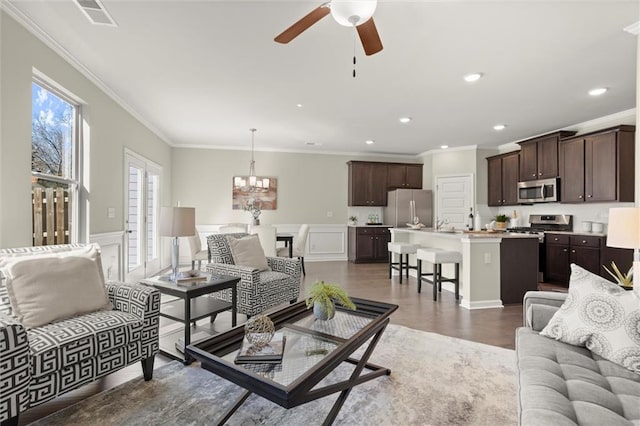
<box><xmin>496</xmin><ymin>201</ymin><xmax>635</xmax><ymax>234</ymax></box>
<box><xmin>347</xmin><ymin>206</ymin><xmax>385</xmax><ymax>224</ymax></box>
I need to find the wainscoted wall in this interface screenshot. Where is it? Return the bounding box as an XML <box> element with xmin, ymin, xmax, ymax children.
<box><xmin>186</xmin><ymin>224</ymin><xmax>348</xmax><ymax>265</ymax></box>
<box><xmin>90</xmin><ymin>231</ymin><xmax>124</xmax><ymax>281</ymax></box>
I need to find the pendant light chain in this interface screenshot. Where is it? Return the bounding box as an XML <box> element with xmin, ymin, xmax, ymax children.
<box><xmin>248</xmin><ymin>128</ymin><xmax>257</xmax><ymax>184</ymax></box>
<box><xmin>352</xmin><ymin>29</ymin><xmax>357</xmax><ymax>78</ymax></box>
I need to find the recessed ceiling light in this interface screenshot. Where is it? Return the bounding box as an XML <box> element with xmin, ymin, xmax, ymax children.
<box><xmin>493</xmin><ymin>124</ymin><xmax>507</xmax><ymax>131</ymax></box>
<box><xmin>305</xmin><ymin>141</ymin><xmax>322</xmax><ymax>146</ymax></box>
<box><xmin>463</xmin><ymin>73</ymin><xmax>482</xmax><ymax>82</ymax></box>
<box><xmin>365</xmin><ymin>140</ymin><xmax>374</xmax><ymax>145</ymax></box>
<box><xmin>399</xmin><ymin>117</ymin><xmax>412</xmax><ymax>124</ymax></box>
<box><xmin>440</xmin><ymin>145</ymin><xmax>449</xmax><ymax>149</ymax></box>
<box><xmin>296</xmin><ymin>103</ymin><xmax>303</xmax><ymax>108</ymax></box>
<box><xmin>588</xmin><ymin>87</ymin><xmax>608</xmax><ymax>96</ymax></box>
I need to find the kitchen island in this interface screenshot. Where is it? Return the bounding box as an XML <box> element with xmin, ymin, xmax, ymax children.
<box><xmin>391</xmin><ymin>228</ymin><xmax>539</xmax><ymax>309</ymax></box>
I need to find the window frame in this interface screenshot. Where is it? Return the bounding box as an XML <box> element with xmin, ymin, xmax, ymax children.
<box><xmin>31</xmin><ymin>75</ymin><xmax>84</xmax><ymax>244</ymax></box>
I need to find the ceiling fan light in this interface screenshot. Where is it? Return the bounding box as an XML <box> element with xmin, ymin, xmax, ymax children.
<box><xmin>330</xmin><ymin>0</ymin><xmax>377</xmax><ymax>27</ymax></box>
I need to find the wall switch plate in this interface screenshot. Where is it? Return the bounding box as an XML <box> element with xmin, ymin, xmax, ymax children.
<box><xmin>484</xmin><ymin>253</ymin><xmax>491</xmax><ymax>264</ymax></box>
<box><xmin>327</xmin><ymin>211</ymin><xmax>333</xmax><ymax>217</ymax></box>
<box><xmin>107</xmin><ymin>208</ymin><xmax>115</xmax><ymax>218</ymax></box>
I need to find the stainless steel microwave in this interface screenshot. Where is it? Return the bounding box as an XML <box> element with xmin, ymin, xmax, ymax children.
<box><xmin>517</xmin><ymin>178</ymin><xmax>559</xmax><ymax>203</ymax></box>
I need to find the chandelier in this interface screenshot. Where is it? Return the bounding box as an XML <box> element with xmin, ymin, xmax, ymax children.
<box><xmin>235</xmin><ymin>128</ymin><xmax>269</xmax><ymax>193</ymax></box>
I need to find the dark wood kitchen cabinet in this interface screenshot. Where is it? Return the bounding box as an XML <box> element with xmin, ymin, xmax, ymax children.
<box><xmin>348</xmin><ymin>226</ymin><xmax>391</xmax><ymax>263</ymax></box>
<box><xmin>518</xmin><ymin>131</ymin><xmax>576</xmax><ymax>182</ymax></box>
<box><xmin>544</xmin><ymin>233</ymin><xmax>632</xmax><ymax>287</ymax></box>
<box><xmin>487</xmin><ymin>151</ymin><xmax>519</xmax><ymax>206</ymax></box>
<box><xmin>559</xmin><ymin>125</ymin><xmax>635</xmax><ymax>203</ymax></box>
<box><xmin>347</xmin><ymin>161</ymin><xmax>388</xmax><ymax>206</ymax></box>
<box><xmin>387</xmin><ymin>163</ymin><xmax>423</xmax><ymax>190</ymax></box>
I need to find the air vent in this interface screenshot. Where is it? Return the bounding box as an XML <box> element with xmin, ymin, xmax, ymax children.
<box><xmin>73</xmin><ymin>0</ymin><xmax>117</xmax><ymax>27</ymax></box>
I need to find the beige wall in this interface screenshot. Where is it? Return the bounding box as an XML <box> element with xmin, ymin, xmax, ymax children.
<box><xmin>0</xmin><ymin>12</ymin><xmax>172</xmax><ymax>248</ymax></box>
<box><xmin>171</xmin><ymin>148</ymin><xmax>414</xmax><ymax>225</ymax></box>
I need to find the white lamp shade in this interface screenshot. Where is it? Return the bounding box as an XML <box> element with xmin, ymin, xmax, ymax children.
<box><xmin>607</xmin><ymin>207</ymin><xmax>640</xmax><ymax>249</ymax></box>
<box><xmin>159</xmin><ymin>206</ymin><xmax>196</xmax><ymax>237</ymax></box>
<box><xmin>330</xmin><ymin>0</ymin><xmax>377</xmax><ymax>27</ymax></box>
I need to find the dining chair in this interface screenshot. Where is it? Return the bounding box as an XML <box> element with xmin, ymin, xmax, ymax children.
<box><xmin>277</xmin><ymin>224</ymin><xmax>310</xmax><ymax>275</ymax></box>
<box><xmin>187</xmin><ymin>232</ymin><xmax>209</xmax><ymax>270</ymax></box>
<box><xmin>250</xmin><ymin>225</ymin><xmax>277</xmax><ymax>257</ymax></box>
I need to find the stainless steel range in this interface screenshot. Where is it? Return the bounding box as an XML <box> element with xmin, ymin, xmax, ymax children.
<box><xmin>508</xmin><ymin>214</ymin><xmax>573</xmax><ymax>242</ymax></box>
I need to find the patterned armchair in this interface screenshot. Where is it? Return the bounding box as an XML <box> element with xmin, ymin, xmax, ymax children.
<box><xmin>206</xmin><ymin>233</ymin><xmax>302</xmax><ymax>317</ymax></box>
<box><xmin>0</xmin><ymin>244</ymin><xmax>160</xmax><ymax>426</ymax></box>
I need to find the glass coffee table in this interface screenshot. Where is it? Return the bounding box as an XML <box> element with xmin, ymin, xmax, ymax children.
<box><xmin>187</xmin><ymin>298</ymin><xmax>398</xmax><ymax>425</ymax></box>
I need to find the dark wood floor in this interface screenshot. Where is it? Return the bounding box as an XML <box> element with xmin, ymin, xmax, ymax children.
<box><xmin>19</xmin><ymin>260</ymin><xmax>539</xmax><ymax>424</ymax></box>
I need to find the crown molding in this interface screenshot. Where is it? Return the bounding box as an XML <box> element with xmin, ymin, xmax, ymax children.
<box><xmin>0</xmin><ymin>2</ymin><xmax>174</xmax><ymax>147</ymax></box>
<box><xmin>418</xmin><ymin>144</ymin><xmax>478</xmax><ymax>157</ymax></box>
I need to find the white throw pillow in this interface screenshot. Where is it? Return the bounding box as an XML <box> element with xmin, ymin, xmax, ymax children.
<box><xmin>2</xmin><ymin>245</ymin><xmax>112</xmax><ymax>328</ymax></box>
<box><xmin>541</xmin><ymin>264</ymin><xmax>640</xmax><ymax>374</ymax></box>
<box><xmin>228</xmin><ymin>235</ymin><xmax>270</xmax><ymax>272</ymax></box>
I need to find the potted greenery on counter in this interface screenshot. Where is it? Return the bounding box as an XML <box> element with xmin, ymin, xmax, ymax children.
<box><xmin>494</xmin><ymin>214</ymin><xmax>509</xmax><ymax>230</ymax></box>
<box><xmin>306</xmin><ymin>280</ymin><xmax>356</xmax><ymax>320</ymax></box>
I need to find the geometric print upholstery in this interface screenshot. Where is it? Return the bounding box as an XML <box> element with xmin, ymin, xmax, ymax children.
<box><xmin>206</xmin><ymin>233</ymin><xmax>248</xmax><ymax>265</ymax></box>
<box><xmin>0</xmin><ymin>316</ymin><xmax>30</xmax><ymax>423</ymax></box>
<box><xmin>206</xmin><ymin>256</ymin><xmax>302</xmax><ymax>317</ymax></box>
<box><xmin>0</xmin><ymin>244</ymin><xmax>160</xmax><ymax>424</ymax></box>
<box><xmin>26</xmin><ymin>310</ymin><xmax>143</xmax><ymax>379</ymax></box>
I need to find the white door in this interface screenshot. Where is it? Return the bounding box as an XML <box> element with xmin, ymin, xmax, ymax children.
<box><xmin>124</xmin><ymin>151</ymin><xmax>162</xmax><ymax>282</ymax></box>
<box><xmin>435</xmin><ymin>175</ymin><xmax>474</xmax><ymax>230</ymax></box>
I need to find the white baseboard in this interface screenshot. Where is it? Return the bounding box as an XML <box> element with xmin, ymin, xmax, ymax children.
<box><xmin>460</xmin><ymin>299</ymin><xmax>504</xmax><ymax>310</ymax></box>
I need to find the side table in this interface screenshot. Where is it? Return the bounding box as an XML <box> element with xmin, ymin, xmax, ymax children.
<box><xmin>140</xmin><ymin>274</ymin><xmax>239</xmax><ymax>364</ymax></box>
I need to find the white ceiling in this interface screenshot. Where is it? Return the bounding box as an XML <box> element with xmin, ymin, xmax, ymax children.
<box><xmin>5</xmin><ymin>0</ymin><xmax>639</xmax><ymax>156</ymax></box>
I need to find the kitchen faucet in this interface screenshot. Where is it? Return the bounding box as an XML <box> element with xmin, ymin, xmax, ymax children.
<box><xmin>436</xmin><ymin>218</ymin><xmax>449</xmax><ymax>231</ymax></box>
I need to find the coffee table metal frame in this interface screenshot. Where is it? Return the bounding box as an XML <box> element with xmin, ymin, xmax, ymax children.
<box><xmin>141</xmin><ymin>274</ymin><xmax>239</xmax><ymax>364</ymax></box>
<box><xmin>187</xmin><ymin>298</ymin><xmax>398</xmax><ymax>425</ymax></box>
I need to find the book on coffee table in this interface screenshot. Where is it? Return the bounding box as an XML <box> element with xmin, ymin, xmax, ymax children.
<box><xmin>235</xmin><ymin>332</ymin><xmax>286</xmax><ymax>364</ymax></box>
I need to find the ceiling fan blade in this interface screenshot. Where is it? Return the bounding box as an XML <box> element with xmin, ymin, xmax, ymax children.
<box><xmin>274</xmin><ymin>4</ymin><xmax>331</xmax><ymax>44</ymax></box>
<box><xmin>357</xmin><ymin>17</ymin><xmax>383</xmax><ymax>56</ymax></box>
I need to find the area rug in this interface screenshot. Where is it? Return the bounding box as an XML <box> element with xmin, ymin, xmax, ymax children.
<box><xmin>33</xmin><ymin>325</ymin><xmax>517</xmax><ymax>425</ymax></box>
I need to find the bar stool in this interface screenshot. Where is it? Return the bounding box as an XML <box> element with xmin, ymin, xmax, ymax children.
<box><xmin>416</xmin><ymin>248</ymin><xmax>461</xmax><ymax>301</ymax></box>
<box><xmin>387</xmin><ymin>242</ymin><xmax>420</xmax><ymax>284</ymax></box>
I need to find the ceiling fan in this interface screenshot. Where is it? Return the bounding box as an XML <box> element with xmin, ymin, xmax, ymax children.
<box><xmin>274</xmin><ymin>0</ymin><xmax>383</xmax><ymax>56</ymax></box>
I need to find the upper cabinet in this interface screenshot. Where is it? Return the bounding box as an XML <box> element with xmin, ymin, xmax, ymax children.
<box><xmin>518</xmin><ymin>131</ymin><xmax>576</xmax><ymax>182</ymax></box>
<box><xmin>387</xmin><ymin>163</ymin><xmax>423</xmax><ymax>190</ymax></box>
<box><xmin>347</xmin><ymin>161</ymin><xmax>423</xmax><ymax>206</ymax></box>
<box><xmin>487</xmin><ymin>151</ymin><xmax>520</xmax><ymax>206</ymax></box>
<box><xmin>559</xmin><ymin>125</ymin><xmax>635</xmax><ymax>203</ymax></box>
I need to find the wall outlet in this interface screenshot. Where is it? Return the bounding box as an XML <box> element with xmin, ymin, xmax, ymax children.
<box><xmin>327</xmin><ymin>211</ymin><xmax>333</xmax><ymax>217</ymax></box>
<box><xmin>484</xmin><ymin>253</ymin><xmax>491</xmax><ymax>264</ymax></box>
<box><xmin>107</xmin><ymin>207</ymin><xmax>115</xmax><ymax>218</ymax></box>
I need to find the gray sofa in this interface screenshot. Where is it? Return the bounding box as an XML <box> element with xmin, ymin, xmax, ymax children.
<box><xmin>516</xmin><ymin>291</ymin><xmax>640</xmax><ymax>425</ymax></box>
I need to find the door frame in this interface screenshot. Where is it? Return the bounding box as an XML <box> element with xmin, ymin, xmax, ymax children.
<box><xmin>123</xmin><ymin>149</ymin><xmax>163</xmax><ymax>282</ymax></box>
<box><xmin>434</xmin><ymin>174</ymin><xmax>475</xmax><ymax>229</ymax></box>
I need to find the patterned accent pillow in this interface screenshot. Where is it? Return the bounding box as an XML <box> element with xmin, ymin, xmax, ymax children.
<box><xmin>207</xmin><ymin>233</ymin><xmax>248</xmax><ymax>264</ymax></box>
<box><xmin>541</xmin><ymin>264</ymin><xmax>640</xmax><ymax>374</ymax></box>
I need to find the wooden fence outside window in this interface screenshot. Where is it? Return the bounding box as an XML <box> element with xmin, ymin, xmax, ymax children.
<box><xmin>32</xmin><ymin>187</ymin><xmax>70</xmax><ymax>246</ymax></box>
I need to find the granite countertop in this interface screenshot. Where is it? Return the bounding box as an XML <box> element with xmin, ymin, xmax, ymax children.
<box><xmin>391</xmin><ymin>228</ymin><xmax>540</xmax><ymax>239</ymax></box>
<box><xmin>544</xmin><ymin>230</ymin><xmax>607</xmax><ymax>237</ymax></box>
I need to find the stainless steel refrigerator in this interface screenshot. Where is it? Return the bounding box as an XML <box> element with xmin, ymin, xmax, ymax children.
<box><xmin>384</xmin><ymin>189</ymin><xmax>433</xmax><ymax>228</ymax></box>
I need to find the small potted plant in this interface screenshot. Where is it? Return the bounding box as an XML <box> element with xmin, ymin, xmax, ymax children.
<box><xmin>603</xmin><ymin>261</ymin><xmax>633</xmax><ymax>289</ymax></box>
<box><xmin>306</xmin><ymin>280</ymin><xmax>356</xmax><ymax>320</ymax></box>
<box><xmin>348</xmin><ymin>215</ymin><xmax>358</xmax><ymax>226</ymax></box>
<box><xmin>494</xmin><ymin>214</ymin><xmax>509</xmax><ymax>230</ymax></box>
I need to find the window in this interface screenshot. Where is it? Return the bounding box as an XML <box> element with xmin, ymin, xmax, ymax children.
<box><xmin>31</xmin><ymin>80</ymin><xmax>80</xmax><ymax>245</ymax></box>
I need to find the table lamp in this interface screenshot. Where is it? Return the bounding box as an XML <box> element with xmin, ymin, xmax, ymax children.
<box><xmin>159</xmin><ymin>206</ymin><xmax>196</xmax><ymax>281</ymax></box>
<box><xmin>606</xmin><ymin>207</ymin><xmax>640</xmax><ymax>295</ymax></box>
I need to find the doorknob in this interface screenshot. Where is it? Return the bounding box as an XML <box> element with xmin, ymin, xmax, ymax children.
<box><xmin>126</xmin><ymin>230</ymin><xmax>133</xmax><ymax>234</ymax></box>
